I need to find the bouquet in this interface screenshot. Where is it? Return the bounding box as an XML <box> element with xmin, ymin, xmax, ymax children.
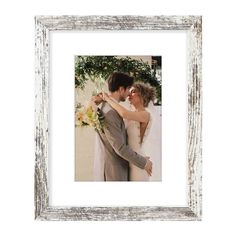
<box><xmin>75</xmin><ymin>101</ymin><xmax>104</xmax><ymax>132</ymax></box>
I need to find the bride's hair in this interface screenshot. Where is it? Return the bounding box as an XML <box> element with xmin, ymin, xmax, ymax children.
<box><xmin>133</xmin><ymin>82</ymin><xmax>156</xmax><ymax>107</ymax></box>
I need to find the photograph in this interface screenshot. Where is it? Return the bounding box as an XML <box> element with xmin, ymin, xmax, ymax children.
<box><xmin>34</xmin><ymin>15</ymin><xmax>202</xmax><ymax>220</ymax></box>
<box><xmin>75</xmin><ymin>56</ymin><xmax>162</xmax><ymax>181</ymax></box>
<box><xmin>2</xmin><ymin>0</ymin><xmax>236</xmax><ymax>234</ymax></box>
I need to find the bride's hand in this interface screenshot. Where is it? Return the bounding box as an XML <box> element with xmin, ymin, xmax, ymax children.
<box><xmin>91</xmin><ymin>94</ymin><xmax>103</xmax><ymax>105</ymax></box>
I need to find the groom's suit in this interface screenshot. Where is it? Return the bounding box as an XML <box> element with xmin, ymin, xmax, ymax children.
<box><xmin>97</xmin><ymin>102</ymin><xmax>147</xmax><ymax>181</ymax></box>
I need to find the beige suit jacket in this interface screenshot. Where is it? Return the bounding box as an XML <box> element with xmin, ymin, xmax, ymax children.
<box><xmin>97</xmin><ymin>102</ymin><xmax>147</xmax><ymax>181</ymax></box>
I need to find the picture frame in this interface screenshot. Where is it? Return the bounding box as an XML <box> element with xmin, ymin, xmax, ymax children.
<box><xmin>35</xmin><ymin>15</ymin><xmax>202</xmax><ymax>220</ymax></box>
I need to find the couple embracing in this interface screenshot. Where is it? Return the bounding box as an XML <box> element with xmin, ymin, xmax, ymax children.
<box><xmin>93</xmin><ymin>72</ymin><xmax>159</xmax><ymax>181</ymax></box>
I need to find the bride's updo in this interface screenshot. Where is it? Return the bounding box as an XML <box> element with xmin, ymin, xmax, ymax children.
<box><xmin>133</xmin><ymin>82</ymin><xmax>156</xmax><ymax>107</ymax></box>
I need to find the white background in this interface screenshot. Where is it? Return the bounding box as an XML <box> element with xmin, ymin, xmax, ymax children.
<box><xmin>0</xmin><ymin>0</ymin><xmax>236</xmax><ymax>235</ymax></box>
<box><xmin>51</xmin><ymin>31</ymin><xmax>186</xmax><ymax>206</ymax></box>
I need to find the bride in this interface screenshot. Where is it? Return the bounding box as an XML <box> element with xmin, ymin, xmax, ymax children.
<box><xmin>101</xmin><ymin>82</ymin><xmax>160</xmax><ymax>181</ymax></box>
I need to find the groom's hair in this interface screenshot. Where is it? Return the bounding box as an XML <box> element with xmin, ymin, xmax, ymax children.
<box><xmin>108</xmin><ymin>72</ymin><xmax>134</xmax><ymax>92</ymax></box>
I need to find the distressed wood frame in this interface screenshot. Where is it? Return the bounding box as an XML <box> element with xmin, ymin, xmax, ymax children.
<box><xmin>35</xmin><ymin>15</ymin><xmax>202</xmax><ymax>221</ymax></box>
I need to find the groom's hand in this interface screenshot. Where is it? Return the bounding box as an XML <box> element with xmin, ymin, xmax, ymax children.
<box><xmin>144</xmin><ymin>157</ymin><xmax>152</xmax><ymax>176</ymax></box>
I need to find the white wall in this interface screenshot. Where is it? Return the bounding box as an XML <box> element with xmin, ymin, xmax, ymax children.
<box><xmin>1</xmin><ymin>0</ymin><xmax>236</xmax><ymax>235</ymax></box>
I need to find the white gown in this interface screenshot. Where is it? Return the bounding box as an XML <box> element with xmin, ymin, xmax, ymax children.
<box><xmin>93</xmin><ymin>103</ymin><xmax>161</xmax><ymax>181</ymax></box>
<box><xmin>126</xmin><ymin>103</ymin><xmax>161</xmax><ymax>181</ymax></box>
<box><xmin>126</xmin><ymin>119</ymin><xmax>150</xmax><ymax>181</ymax></box>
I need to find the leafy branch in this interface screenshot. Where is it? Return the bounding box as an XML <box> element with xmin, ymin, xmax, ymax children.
<box><xmin>75</xmin><ymin>56</ymin><xmax>161</xmax><ymax>104</ymax></box>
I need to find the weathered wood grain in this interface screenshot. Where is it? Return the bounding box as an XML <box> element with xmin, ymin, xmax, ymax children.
<box><xmin>35</xmin><ymin>18</ymin><xmax>50</xmax><ymax>219</ymax></box>
<box><xmin>35</xmin><ymin>15</ymin><xmax>202</xmax><ymax>221</ymax></box>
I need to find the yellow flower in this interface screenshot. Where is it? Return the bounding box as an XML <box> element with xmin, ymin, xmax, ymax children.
<box><xmin>75</xmin><ymin>101</ymin><xmax>104</xmax><ymax>132</ymax></box>
<box><xmin>76</xmin><ymin>111</ymin><xmax>84</xmax><ymax>121</ymax></box>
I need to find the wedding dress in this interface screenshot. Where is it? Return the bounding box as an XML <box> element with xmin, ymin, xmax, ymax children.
<box><xmin>126</xmin><ymin>102</ymin><xmax>161</xmax><ymax>181</ymax></box>
<box><xmin>93</xmin><ymin>102</ymin><xmax>161</xmax><ymax>181</ymax></box>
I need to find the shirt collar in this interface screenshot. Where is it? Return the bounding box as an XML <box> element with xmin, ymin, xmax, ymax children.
<box><xmin>109</xmin><ymin>96</ymin><xmax>119</xmax><ymax>104</ymax></box>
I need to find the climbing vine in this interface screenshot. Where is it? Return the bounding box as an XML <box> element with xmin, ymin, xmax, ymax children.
<box><xmin>75</xmin><ymin>56</ymin><xmax>161</xmax><ymax>104</ymax></box>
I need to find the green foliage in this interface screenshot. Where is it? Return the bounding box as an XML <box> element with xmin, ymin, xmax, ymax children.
<box><xmin>75</xmin><ymin>56</ymin><xmax>161</xmax><ymax>104</ymax></box>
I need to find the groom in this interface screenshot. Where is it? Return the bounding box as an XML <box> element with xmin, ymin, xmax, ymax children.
<box><xmin>96</xmin><ymin>72</ymin><xmax>152</xmax><ymax>181</ymax></box>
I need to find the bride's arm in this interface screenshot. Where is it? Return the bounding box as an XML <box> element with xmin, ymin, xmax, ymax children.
<box><xmin>102</xmin><ymin>93</ymin><xmax>149</xmax><ymax>123</ymax></box>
